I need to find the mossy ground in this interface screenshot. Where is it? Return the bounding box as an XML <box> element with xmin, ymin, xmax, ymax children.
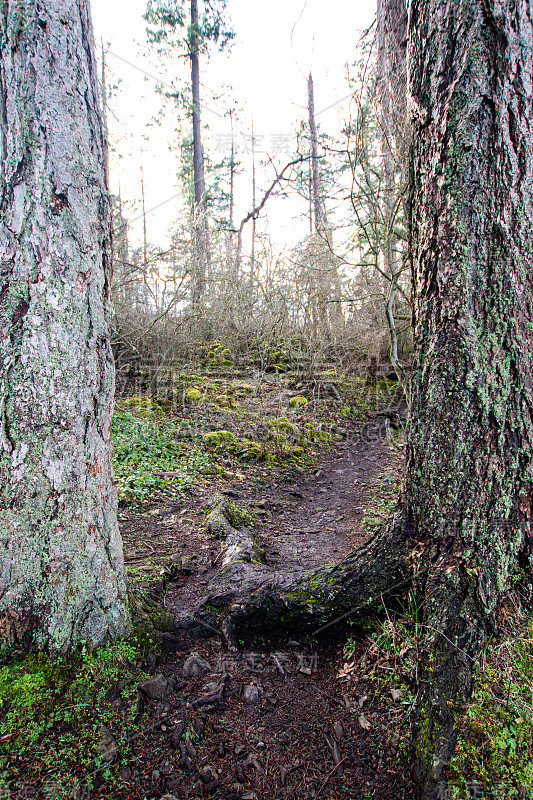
<box><xmin>112</xmin><ymin>364</ymin><xmax>398</xmax><ymax>508</ymax></box>
<box><xmin>0</xmin><ymin>633</ymin><xmax>155</xmax><ymax>797</ymax></box>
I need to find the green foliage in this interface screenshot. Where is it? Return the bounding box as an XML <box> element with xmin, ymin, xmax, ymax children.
<box><xmin>447</xmin><ymin>609</ymin><xmax>533</xmax><ymax>797</ymax></box>
<box><xmin>144</xmin><ymin>0</ymin><xmax>234</xmax><ymax>53</ymax></box>
<box><xmin>0</xmin><ymin>635</ymin><xmax>152</xmax><ymax>793</ymax></box>
<box><xmin>112</xmin><ymin>409</ymin><xmax>211</xmax><ymax>504</ymax></box>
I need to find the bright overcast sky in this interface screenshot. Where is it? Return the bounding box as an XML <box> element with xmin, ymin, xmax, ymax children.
<box><xmin>89</xmin><ymin>0</ymin><xmax>377</xmax><ymax>250</ymax></box>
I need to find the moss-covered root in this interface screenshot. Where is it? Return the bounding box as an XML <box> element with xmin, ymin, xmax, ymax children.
<box><xmin>217</xmin><ymin>508</ymin><xmax>411</xmax><ymax>649</ymax></box>
<box><xmin>127</xmin><ymin>584</ymin><xmax>177</xmax><ymax>637</ymax></box>
<box><xmin>205</xmin><ymin>495</ymin><xmax>265</xmax><ymax>586</ymax></box>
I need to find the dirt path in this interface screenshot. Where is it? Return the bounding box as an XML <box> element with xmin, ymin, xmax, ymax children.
<box><xmin>120</xmin><ymin>416</ymin><xmax>402</xmax><ymax>618</ymax></box>
<box><xmin>253</xmin><ymin>421</ymin><xmax>397</xmax><ymax>575</ymax></box>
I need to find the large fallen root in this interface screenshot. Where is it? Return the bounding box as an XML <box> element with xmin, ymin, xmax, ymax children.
<box><xmin>178</xmin><ymin>497</ymin><xmax>412</xmax><ymax>647</ymax></box>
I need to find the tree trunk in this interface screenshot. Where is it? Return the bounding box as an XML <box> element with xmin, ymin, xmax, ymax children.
<box><xmin>190</xmin><ymin>0</ymin><xmax>209</xmax><ymax>306</ymax></box>
<box><xmin>307</xmin><ymin>73</ymin><xmax>343</xmax><ymax>337</ymax></box>
<box><xmin>407</xmin><ymin>1</ymin><xmax>533</xmax><ymax>794</ymax></box>
<box><xmin>181</xmin><ymin>2</ymin><xmax>533</xmax><ymax>797</ymax></box>
<box><xmin>376</xmin><ymin>0</ymin><xmax>408</xmax><ymax>382</ymax></box>
<box><xmin>0</xmin><ymin>0</ymin><xmax>130</xmax><ymax>656</ymax></box>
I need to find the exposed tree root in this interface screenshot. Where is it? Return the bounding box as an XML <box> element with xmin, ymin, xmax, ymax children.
<box><xmin>174</xmin><ymin>498</ymin><xmax>502</xmax><ymax>799</ymax></box>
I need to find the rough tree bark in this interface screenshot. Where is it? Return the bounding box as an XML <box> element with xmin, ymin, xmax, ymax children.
<box><xmin>185</xmin><ymin>2</ymin><xmax>533</xmax><ymax>797</ymax></box>
<box><xmin>0</xmin><ymin>0</ymin><xmax>130</xmax><ymax>656</ymax></box>
<box><xmin>407</xmin><ymin>1</ymin><xmax>533</xmax><ymax>794</ymax></box>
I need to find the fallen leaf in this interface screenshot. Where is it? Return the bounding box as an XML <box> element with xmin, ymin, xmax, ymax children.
<box><xmin>336</xmin><ymin>661</ymin><xmax>355</xmax><ymax>678</ymax></box>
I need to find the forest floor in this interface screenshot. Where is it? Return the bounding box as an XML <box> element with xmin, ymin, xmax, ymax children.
<box><xmin>1</xmin><ymin>366</ymin><xmax>418</xmax><ymax>800</ymax></box>
<box><xmin>108</xmin><ymin>369</ymin><xmax>416</xmax><ymax>800</ymax></box>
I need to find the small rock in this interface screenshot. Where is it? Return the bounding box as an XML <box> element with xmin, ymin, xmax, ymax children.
<box><xmin>244</xmin><ymin>755</ymin><xmax>264</xmax><ymax>776</ymax></box>
<box><xmin>279</xmin><ymin>766</ymin><xmax>288</xmax><ymax>786</ymax></box>
<box><xmin>185</xmin><ymin>738</ymin><xmax>197</xmax><ymax>759</ymax></box>
<box><xmin>146</xmin><ymin>652</ymin><xmax>157</xmax><ymax>671</ymax></box>
<box><xmin>358</xmin><ymin>714</ymin><xmax>372</xmax><ymax>731</ymax></box>
<box><xmin>391</xmin><ymin>688</ymin><xmax>405</xmax><ymax>703</ymax></box>
<box><xmin>160</xmin><ymin>796</ymin><xmax>179</xmax><ymax>800</ymax></box>
<box><xmin>119</xmin><ymin>768</ymin><xmax>131</xmax><ymax>781</ymax></box>
<box><xmin>218</xmin><ymin>744</ymin><xmax>225</xmax><ymax>757</ymax></box>
<box><xmin>182</xmin><ymin>652</ymin><xmax>211</xmax><ymax>678</ymax></box>
<box><xmin>391</xmin><ymin>732</ymin><xmax>401</xmax><ymax>751</ymax></box>
<box><xmin>203</xmin><ymin>681</ymin><xmax>219</xmax><ymax>694</ymax></box>
<box><xmin>243</xmin><ymin>685</ymin><xmax>259</xmax><ymax>703</ymax></box>
<box><xmin>243</xmin><ymin>792</ymin><xmax>258</xmax><ymax>800</ymax></box>
<box><xmin>179</xmin><ymin>742</ymin><xmax>196</xmax><ymax>773</ymax></box>
<box><xmin>138</xmin><ymin>675</ymin><xmax>174</xmax><ymax>701</ymax></box>
<box><xmin>333</xmin><ymin>721</ymin><xmax>344</xmax><ymax>741</ymax></box>
<box><xmin>170</xmin><ymin>717</ymin><xmax>186</xmax><ymax>749</ymax></box>
<box><xmin>235</xmin><ymin>745</ymin><xmax>246</xmax><ymax>756</ymax></box>
<box><xmin>193</xmin><ymin>718</ymin><xmax>205</xmax><ymax>738</ymax></box>
<box><xmin>300</xmin><ymin>666</ymin><xmax>312</xmax><ymax>676</ymax></box>
<box><xmin>201</xmin><ymin>765</ymin><xmax>218</xmax><ymax>783</ymax></box>
<box><xmin>97</xmin><ymin>725</ymin><xmax>117</xmax><ymax>763</ymax></box>
<box><xmin>151</xmin><ymin>769</ymin><xmax>161</xmax><ymax>783</ymax></box>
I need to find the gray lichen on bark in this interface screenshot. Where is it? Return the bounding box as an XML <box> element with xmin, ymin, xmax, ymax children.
<box><xmin>0</xmin><ymin>0</ymin><xmax>130</xmax><ymax>655</ymax></box>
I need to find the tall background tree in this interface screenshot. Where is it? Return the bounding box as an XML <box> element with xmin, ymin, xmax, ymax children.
<box><xmin>0</xmin><ymin>0</ymin><xmax>130</xmax><ymax>655</ymax></box>
<box><xmin>144</xmin><ymin>0</ymin><xmax>234</xmax><ymax>306</ymax></box>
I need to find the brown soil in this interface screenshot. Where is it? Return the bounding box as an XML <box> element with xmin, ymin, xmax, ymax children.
<box><xmin>101</xmin><ymin>636</ymin><xmax>415</xmax><ymax>800</ymax></box>
<box><xmin>109</xmin><ymin>418</ymin><xmax>415</xmax><ymax>800</ymax></box>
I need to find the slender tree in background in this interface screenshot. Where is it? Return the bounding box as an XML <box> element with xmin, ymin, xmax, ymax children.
<box><xmin>0</xmin><ymin>0</ymin><xmax>130</xmax><ymax>655</ymax></box>
<box><xmin>145</xmin><ymin>0</ymin><xmax>233</xmax><ymax>305</ymax></box>
<box><xmin>306</xmin><ymin>72</ymin><xmax>344</xmax><ymax>336</ymax></box>
<box><xmin>376</xmin><ymin>0</ymin><xmax>408</xmax><ymax>381</ymax></box>
<box><xmin>200</xmin><ymin>3</ymin><xmax>533</xmax><ymax>797</ymax></box>
<box><xmin>189</xmin><ymin>0</ymin><xmax>208</xmax><ymax>304</ymax></box>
